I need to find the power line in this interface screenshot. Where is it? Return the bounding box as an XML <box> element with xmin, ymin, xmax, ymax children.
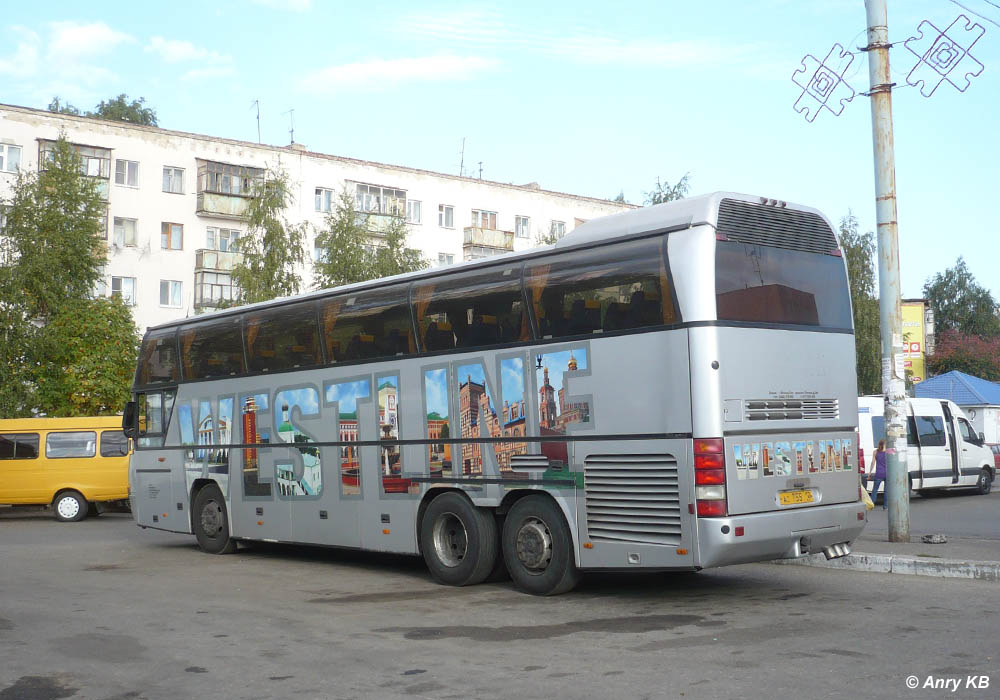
<box><xmin>947</xmin><ymin>0</ymin><xmax>1000</xmax><ymax>28</ymax></box>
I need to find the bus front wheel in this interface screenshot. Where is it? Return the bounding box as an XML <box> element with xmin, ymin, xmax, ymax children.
<box><xmin>420</xmin><ymin>492</ymin><xmax>498</xmax><ymax>586</ymax></box>
<box><xmin>192</xmin><ymin>484</ymin><xmax>237</xmax><ymax>554</ymax></box>
<box><xmin>53</xmin><ymin>490</ymin><xmax>87</xmax><ymax>523</ymax></box>
<box><xmin>502</xmin><ymin>495</ymin><xmax>580</xmax><ymax>596</ymax></box>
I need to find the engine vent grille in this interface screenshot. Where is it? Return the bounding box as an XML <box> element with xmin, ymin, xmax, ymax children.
<box><xmin>584</xmin><ymin>454</ymin><xmax>681</xmax><ymax>546</ymax></box>
<box><xmin>717</xmin><ymin>199</ymin><xmax>837</xmax><ymax>255</ymax></box>
<box><xmin>745</xmin><ymin>399</ymin><xmax>839</xmax><ymax>421</ymax></box>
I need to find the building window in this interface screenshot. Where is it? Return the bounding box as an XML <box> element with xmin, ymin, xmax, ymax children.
<box><xmin>206</xmin><ymin>227</ymin><xmax>239</xmax><ymax>252</ymax></box>
<box><xmin>438</xmin><ymin>253</ymin><xmax>455</xmax><ymax>266</ymax></box>
<box><xmin>111</xmin><ymin>276</ymin><xmax>136</xmax><ymax>305</ymax></box>
<box><xmin>0</xmin><ymin>143</ymin><xmax>21</xmax><ymax>173</ymax></box>
<box><xmin>40</xmin><ymin>141</ymin><xmax>110</xmax><ymax>179</ymax></box>
<box><xmin>550</xmin><ymin>220</ymin><xmax>566</xmax><ymax>239</ymax></box>
<box><xmin>315</xmin><ymin>187</ymin><xmax>335</xmax><ymax>213</ymax></box>
<box><xmin>114</xmin><ymin>159</ymin><xmax>139</xmax><ymax>187</ymax></box>
<box><xmin>471</xmin><ymin>209</ymin><xmax>497</xmax><ymax>229</ymax></box>
<box><xmin>355</xmin><ymin>183</ymin><xmax>406</xmax><ymax>217</ymax></box>
<box><xmin>515</xmin><ymin>215</ymin><xmax>530</xmax><ymax>239</ymax></box>
<box><xmin>194</xmin><ymin>271</ymin><xmax>234</xmax><ymax>308</ymax></box>
<box><xmin>161</xmin><ymin>222</ymin><xmax>183</xmax><ymax>250</ymax></box>
<box><xmin>159</xmin><ymin>280</ymin><xmax>183</xmax><ymax>308</ymax></box>
<box><xmin>406</xmin><ymin>200</ymin><xmax>421</xmax><ymax>224</ymax></box>
<box><xmin>162</xmin><ymin>167</ymin><xmax>184</xmax><ymax>194</ymax></box>
<box><xmin>314</xmin><ymin>240</ymin><xmax>328</xmax><ymax>263</ymax></box>
<box><xmin>113</xmin><ymin>217</ymin><xmax>137</xmax><ymax>247</ymax></box>
<box><xmin>197</xmin><ymin>161</ymin><xmax>262</xmax><ymax>196</ymax></box>
<box><xmin>438</xmin><ymin>204</ymin><xmax>454</xmax><ymax>228</ymax></box>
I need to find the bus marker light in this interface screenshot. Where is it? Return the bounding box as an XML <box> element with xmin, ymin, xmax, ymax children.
<box><xmin>257</xmin><ymin>520</ymin><xmax>263</xmax><ymax>526</ymax></box>
<box><xmin>157</xmin><ymin>457</ymin><xmax>165</xmax><ymax>462</ymax></box>
<box><xmin>735</xmin><ymin>527</ymin><xmax>745</xmax><ymax>537</ymax></box>
<box><xmin>162</xmin><ymin>513</ymin><xmax>168</xmax><ymax>518</ymax></box>
<box><xmin>677</xmin><ymin>548</ymin><xmax>688</xmax><ymax>555</ymax></box>
<box><xmin>382</xmin><ymin>529</ymin><xmax>390</xmax><ymax>535</ymax></box>
<box><xmin>858</xmin><ymin>512</ymin><xmax>865</xmax><ymax>520</ymax></box>
<box><xmin>583</xmin><ymin>542</ymin><xmax>593</xmax><ymax>549</ymax></box>
<box><xmin>688</xmin><ymin>504</ymin><xmax>694</xmax><ymax>514</ymax></box>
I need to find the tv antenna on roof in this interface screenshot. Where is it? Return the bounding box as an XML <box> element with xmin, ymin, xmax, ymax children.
<box><xmin>459</xmin><ymin>137</ymin><xmax>465</xmax><ymax>176</ymax></box>
<box><xmin>250</xmin><ymin>100</ymin><xmax>261</xmax><ymax>143</ymax></box>
<box><xmin>282</xmin><ymin>108</ymin><xmax>295</xmax><ymax>144</ymax></box>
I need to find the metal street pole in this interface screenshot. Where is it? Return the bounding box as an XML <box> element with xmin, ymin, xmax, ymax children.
<box><xmin>864</xmin><ymin>0</ymin><xmax>909</xmax><ymax>541</ymax></box>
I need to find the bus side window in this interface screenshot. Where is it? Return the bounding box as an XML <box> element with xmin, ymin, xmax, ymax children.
<box><xmin>525</xmin><ymin>236</ymin><xmax>678</xmax><ymax>339</ymax></box>
<box><xmin>0</xmin><ymin>433</ymin><xmax>40</xmax><ymax>460</ymax></box>
<box><xmin>321</xmin><ymin>285</ymin><xmax>413</xmax><ymax>364</ymax></box>
<box><xmin>179</xmin><ymin>317</ymin><xmax>245</xmax><ymax>380</ymax></box>
<box><xmin>914</xmin><ymin>416</ymin><xmax>946</xmax><ymax>447</ymax></box>
<box><xmin>136</xmin><ymin>329</ymin><xmax>180</xmax><ymax>386</ymax></box>
<box><xmin>136</xmin><ymin>390</ymin><xmax>176</xmax><ymax>447</ymax></box>
<box><xmin>45</xmin><ymin>432</ymin><xmax>97</xmax><ymax>459</ymax></box>
<box><xmin>245</xmin><ymin>301</ymin><xmax>322</xmax><ymax>373</ymax></box>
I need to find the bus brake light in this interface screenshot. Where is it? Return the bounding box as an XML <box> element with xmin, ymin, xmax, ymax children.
<box><xmin>694</xmin><ymin>438</ymin><xmax>727</xmax><ymax>517</ymax></box>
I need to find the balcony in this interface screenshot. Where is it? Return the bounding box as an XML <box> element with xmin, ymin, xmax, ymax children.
<box><xmin>462</xmin><ymin>227</ymin><xmax>514</xmax><ymax>260</ymax></box>
<box><xmin>196</xmin><ymin>191</ymin><xmax>251</xmax><ymax>219</ymax></box>
<box><xmin>195</xmin><ymin>248</ymin><xmax>242</xmax><ymax>272</ymax></box>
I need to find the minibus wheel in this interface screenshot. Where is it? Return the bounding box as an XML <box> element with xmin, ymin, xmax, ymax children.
<box><xmin>976</xmin><ymin>469</ymin><xmax>993</xmax><ymax>495</ymax></box>
<box><xmin>420</xmin><ymin>492</ymin><xmax>497</xmax><ymax>586</ymax></box>
<box><xmin>502</xmin><ymin>495</ymin><xmax>580</xmax><ymax>596</ymax></box>
<box><xmin>192</xmin><ymin>484</ymin><xmax>237</xmax><ymax>554</ymax></box>
<box><xmin>53</xmin><ymin>490</ymin><xmax>87</xmax><ymax>523</ymax></box>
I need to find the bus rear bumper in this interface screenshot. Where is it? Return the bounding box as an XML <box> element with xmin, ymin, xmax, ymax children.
<box><xmin>696</xmin><ymin>501</ymin><xmax>866</xmax><ymax>569</ymax></box>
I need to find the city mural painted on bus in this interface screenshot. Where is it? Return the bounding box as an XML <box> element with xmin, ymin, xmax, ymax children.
<box><xmin>733</xmin><ymin>438</ymin><xmax>853</xmax><ymax>479</ymax></box>
<box><xmin>178</xmin><ymin>396</ymin><xmax>234</xmax><ymax>497</ymax></box>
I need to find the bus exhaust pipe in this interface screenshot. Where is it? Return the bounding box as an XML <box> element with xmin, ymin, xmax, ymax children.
<box><xmin>822</xmin><ymin>542</ymin><xmax>851</xmax><ymax>560</ymax></box>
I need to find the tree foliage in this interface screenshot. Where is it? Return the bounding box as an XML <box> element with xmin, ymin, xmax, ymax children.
<box><xmin>644</xmin><ymin>173</ymin><xmax>690</xmax><ymax>205</ymax></box>
<box><xmin>0</xmin><ymin>136</ymin><xmax>137</xmax><ymax>417</ymax></box>
<box><xmin>922</xmin><ymin>257</ymin><xmax>1000</xmax><ymax>338</ymax></box>
<box><xmin>48</xmin><ymin>94</ymin><xmax>158</xmax><ymax>126</ymax></box>
<box><xmin>312</xmin><ymin>187</ymin><xmax>426</xmax><ymax>288</ymax></box>
<box><xmin>926</xmin><ymin>330</ymin><xmax>1000</xmax><ymax>381</ymax></box>
<box><xmin>838</xmin><ymin>212</ymin><xmax>881</xmax><ymax>394</ymax></box>
<box><xmin>230</xmin><ymin>167</ymin><xmax>308</xmax><ymax>305</ymax></box>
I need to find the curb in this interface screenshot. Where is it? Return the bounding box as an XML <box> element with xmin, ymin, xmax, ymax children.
<box><xmin>772</xmin><ymin>552</ymin><xmax>1000</xmax><ymax>583</ymax></box>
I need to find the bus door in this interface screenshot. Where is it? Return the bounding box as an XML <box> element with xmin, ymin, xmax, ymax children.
<box><xmin>940</xmin><ymin>401</ymin><xmax>960</xmax><ymax>484</ymax></box>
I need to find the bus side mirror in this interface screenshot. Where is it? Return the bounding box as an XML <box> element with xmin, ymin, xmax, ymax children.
<box><xmin>123</xmin><ymin>401</ymin><xmax>138</xmax><ymax>439</ymax></box>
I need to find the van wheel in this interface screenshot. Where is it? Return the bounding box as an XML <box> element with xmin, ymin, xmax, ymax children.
<box><xmin>420</xmin><ymin>492</ymin><xmax>498</xmax><ymax>586</ymax></box>
<box><xmin>976</xmin><ymin>469</ymin><xmax>993</xmax><ymax>495</ymax></box>
<box><xmin>53</xmin><ymin>491</ymin><xmax>88</xmax><ymax>522</ymax></box>
<box><xmin>192</xmin><ymin>484</ymin><xmax>237</xmax><ymax>554</ymax></box>
<box><xmin>502</xmin><ymin>495</ymin><xmax>580</xmax><ymax>596</ymax></box>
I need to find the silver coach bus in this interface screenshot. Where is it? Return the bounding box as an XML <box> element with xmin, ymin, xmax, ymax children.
<box><xmin>123</xmin><ymin>192</ymin><xmax>866</xmax><ymax>595</ymax></box>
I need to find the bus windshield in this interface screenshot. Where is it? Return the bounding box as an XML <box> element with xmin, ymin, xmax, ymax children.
<box><xmin>715</xmin><ymin>240</ymin><xmax>852</xmax><ymax>329</ymax></box>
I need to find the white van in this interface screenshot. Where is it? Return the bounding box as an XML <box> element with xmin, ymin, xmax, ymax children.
<box><xmin>858</xmin><ymin>397</ymin><xmax>995</xmax><ymax>496</ymax></box>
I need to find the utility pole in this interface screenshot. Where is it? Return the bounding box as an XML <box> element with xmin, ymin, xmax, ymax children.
<box><xmin>864</xmin><ymin>0</ymin><xmax>909</xmax><ymax>541</ymax></box>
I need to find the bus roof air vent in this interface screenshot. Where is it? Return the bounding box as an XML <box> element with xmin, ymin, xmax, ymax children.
<box><xmin>717</xmin><ymin>199</ymin><xmax>838</xmax><ymax>255</ymax></box>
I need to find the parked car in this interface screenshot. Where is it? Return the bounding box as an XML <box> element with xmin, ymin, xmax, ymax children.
<box><xmin>990</xmin><ymin>444</ymin><xmax>1000</xmax><ymax>471</ymax></box>
<box><xmin>858</xmin><ymin>397</ymin><xmax>995</xmax><ymax>497</ymax></box>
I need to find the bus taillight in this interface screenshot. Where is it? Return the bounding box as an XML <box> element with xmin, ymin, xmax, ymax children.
<box><xmin>694</xmin><ymin>438</ymin><xmax>727</xmax><ymax>517</ymax></box>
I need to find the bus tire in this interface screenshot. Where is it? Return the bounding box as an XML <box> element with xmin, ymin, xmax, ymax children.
<box><xmin>420</xmin><ymin>492</ymin><xmax>497</xmax><ymax>587</ymax></box>
<box><xmin>53</xmin><ymin>490</ymin><xmax>87</xmax><ymax>523</ymax></box>
<box><xmin>192</xmin><ymin>484</ymin><xmax>237</xmax><ymax>555</ymax></box>
<box><xmin>976</xmin><ymin>468</ymin><xmax>993</xmax><ymax>495</ymax></box>
<box><xmin>502</xmin><ymin>495</ymin><xmax>580</xmax><ymax>596</ymax></box>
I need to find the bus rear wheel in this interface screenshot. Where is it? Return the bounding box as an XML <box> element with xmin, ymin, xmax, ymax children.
<box><xmin>192</xmin><ymin>484</ymin><xmax>237</xmax><ymax>554</ymax></box>
<box><xmin>502</xmin><ymin>495</ymin><xmax>580</xmax><ymax>596</ymax></box>
<box><xmin>53</xmin><ymin>490</ymin><xmax>87</xmax><ymax>523</ymax></box>
<box><xmin>420</xmin><ymin>492</ymin><xmax>498</xmax><ymax>586</ymax></box>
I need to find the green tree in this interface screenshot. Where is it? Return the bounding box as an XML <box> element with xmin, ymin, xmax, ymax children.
<box><xmin>923</xmin><ymin>257</ymin><xmax>1000</xmax><ymax>338</ymax></box>
<box><xmin>47</xmin><ymin>96</ymin><xmax>81</xmax><ymax>115</ymax></box>
<box><xmin>313</xmin><ymin>187</ymin><xmax>426</xmax><ymax>288</ymax></box>
<box><xmin>926</xmin><ymin>331</ymin><xmax>1000</xmax><ymax>381</ymax></box>
<box><xmin>644</xmin><ymin>173</ymin><xmax>690</xmax><ymax>205</ymax></box>
<box><xmin>838</xmin><ymin>212</ymin><xmax>881</xmax><ymax>394</ymax></box>
<box><xmin>90</xmin><ymin>94</ymin><xmax>158</xmax><ymax>126</ymax></box>
<box><xmin>230</xmin><ymin>167</ymin><xmax>308</xmax><ymax>305</ymax></box>
<box><xmin>0</xmin><ymin>136</ymin><xmax>136</xmax><ymax>417</ymax></box>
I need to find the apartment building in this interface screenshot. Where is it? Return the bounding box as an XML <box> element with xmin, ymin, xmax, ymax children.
<box><xmin>0</xmin><ymin>103</ymin><xmax>633</xmax><ymax>332</ymax></box>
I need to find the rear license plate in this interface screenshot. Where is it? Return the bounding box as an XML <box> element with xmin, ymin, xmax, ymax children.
<box><xmin>779</xmin><ymin>489</ymin><xmax>814</xmax><ymax>505</ymax></box>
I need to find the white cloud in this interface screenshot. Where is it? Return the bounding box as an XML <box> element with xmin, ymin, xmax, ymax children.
<box><xmin>0</xmin><ymin>26</ymin><xmax>40</xmax><ymax>78</ymax></box>
<box><xmin>47</xmin><ymin>21</ymin><xmax>134</xmax><ymax>61</ymax></box>
<box><xmin>251</xmin><ymin>0</ymin><xmax>312</xmax><ymax>11</ymax></box>
<box><xmin>183</xmin><ymin>66</ymin><xmax>237</xmax><ymax>81</ymax></box>
<box><xmin>147</xmin><ymin>36</ymin><xmax>212</xmax><ymax>63</ymax></box>
<box><xmin>301</xmin><ymin>55</ymin><xmax>497</xmax><ymax>92</ymax></box>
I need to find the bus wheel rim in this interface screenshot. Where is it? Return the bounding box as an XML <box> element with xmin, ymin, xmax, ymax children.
<box><xmin>201</xmin><ymin>500</ymin><xmax>223</xmax><ymax>537</ymax></box>
<box><xmin>515</xmin><ymin>517</ymin><xmax>552</xmax><ymax>572</ymax></box>
<box><xmin>57</xmin><ymin>496</ymin><xmax>79</xmax><ymax>519</ymax></box>
<box><xmin>431</xmin><ymin>512</ymin><xmax>468</xmax><ymax>568</ymax></box>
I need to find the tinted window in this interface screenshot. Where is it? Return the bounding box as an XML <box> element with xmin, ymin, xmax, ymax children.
<box><xmin>100</xmin><ymin>430</ymin><xmax>130</xmax><ymax>457</ymax></box>
<box><xmin>180</xmin><ymin>317</ymin><xmax>245</xmax><ymax>380</ymax></box>
<box><xmin>136</xmin><ymin>329</ymin><xmax>179</xmax><ymax>386</ymax></box>
<box><xmin>525</xmin><ymin>236</ymin><xmax>678</xmax><ymax>339</ymax></box>
<box><xmin>245</xmin><ymin>302</ymin><xmax>322</xmax><ymax>373</ymax></box>
<box><xmin>321</xmin><ymin>285</ymin><xmax>414</xmax><ymax>363</ymax></box>
<box><xmin>715</xmin><ymin>241</ymin><xmax>852</xmax><ymax>328</ymax></box>
<box><xmin>0</xmin><ymin>433</ymin><xmax>40</xmax><ymax>460</ymax></box>
<box><xmin>46</xmin><ymin>431</ymin><xmax>97</xmax><ymax>458</ymax></box>
<box><xmin>413</xmin><ymin>265</ymin><xmax>529</xmax><ymax>351</ymax></box>
<box><xmin>958</xmin><ymin>418</ymin><xmax>977</xmax><ymax>444</ymax></box>
<box><xmin>914</xmin><ymin>415</ymin><xmax>946</xmax><ymax>447</ymax></box>
<box><xmin>871</xmin><ymin>416</ymin><xmax>918</xmax><ymax>448</ymax></box>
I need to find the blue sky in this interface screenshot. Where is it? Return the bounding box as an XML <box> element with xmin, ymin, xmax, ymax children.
<box><xmin>2</xmin><ymin>0</ymin><xmax>998</xmax><ymax>298</ymax></box>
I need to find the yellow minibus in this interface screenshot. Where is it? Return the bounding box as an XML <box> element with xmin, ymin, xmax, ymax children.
<box><xmin>0</xmin><ymin>416</ymin><xmax>131</xmax><ymax>522</ymax></box>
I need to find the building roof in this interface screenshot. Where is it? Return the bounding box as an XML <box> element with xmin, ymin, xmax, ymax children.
<box><xmin>913</xmin><ymin>370</ymin><xmax>1000</xmax><ymax>406</ymax></box>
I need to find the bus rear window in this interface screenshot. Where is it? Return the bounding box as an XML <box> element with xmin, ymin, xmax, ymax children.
<box><xmin>136</xmin><ymin>329</ymin><xmax>179</xmax><ymax>386</ymax></box>
<box><xmin>715</xmin><ymin>241</ymin><xmax>852</xmax><ymax>329</ymax></box>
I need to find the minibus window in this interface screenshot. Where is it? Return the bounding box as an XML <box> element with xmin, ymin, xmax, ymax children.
<box><xmin>100</xmin><ymin>431</ymin><xmax>130</xmax><ymax>457</ymax></box>
<box><xmin>46</xmin><ymin>432</ymin><xmax>97</xmax><ymax>459</ymax></box>
<box><xmin>0</xmin><ymin>433</ymin><xmax>40</xmax><ymax>460</ymax></box>
<box><xmin>914</xmin><ymin>416</ymin><xmax>946</xmax><ymax>447</ymax></box>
